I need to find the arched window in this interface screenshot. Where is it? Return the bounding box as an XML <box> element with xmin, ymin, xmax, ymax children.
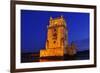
<box><xmin>60</xmin><ymin>38</ymin><xmax>64</xmax><ymax>46</ymax></box>
<box><xmin>47</xmin><ymin>40</ymin><xmax>49</xmax><ymax>48</ymax></box>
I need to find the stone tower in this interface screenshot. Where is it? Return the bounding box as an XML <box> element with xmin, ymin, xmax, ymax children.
<box><xmin>40</xmin><ymin>16</ymin><xmax>68</xmax><ymax>57</ymax></box>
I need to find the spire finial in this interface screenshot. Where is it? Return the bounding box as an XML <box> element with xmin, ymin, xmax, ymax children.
<box><xmin>61</xmin><ymin>15</ymin><xmax>63</xmax><ymax>18</ymax></box>
<box><xmin>50</xmin><ymin>16</ymin><xmax>52</xmax><ymax>20</ymax></box>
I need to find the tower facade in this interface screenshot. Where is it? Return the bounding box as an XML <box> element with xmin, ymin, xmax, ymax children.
<box><xmin>40</xmin><ymin>16</ymin><xmax>68</xmax><ymax>57</ymax></box>
<box><xmin>46</xmin><ymin>16</ymin><xmax>68</xmax><ymax>50</ymax></box>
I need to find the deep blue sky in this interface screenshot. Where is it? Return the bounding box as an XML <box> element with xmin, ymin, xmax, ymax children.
<box><xmin>21</xmin><ymin>10</ymin><xmax>90</xmax><ymax>53</ymax></box>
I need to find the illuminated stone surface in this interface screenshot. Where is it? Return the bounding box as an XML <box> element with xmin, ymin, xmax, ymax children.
<box><xmin>40</xmin><ymin>16</ymin><xmax>76</xmax><ymax>57</ymax></box>
<box><xmin>40</xmin><ymin>48</ymin><xmax>64</xmax><ymax>57</ymax></box>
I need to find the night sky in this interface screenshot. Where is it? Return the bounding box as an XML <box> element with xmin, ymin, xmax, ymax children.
<box><xmin>21</xmin><ymin>10</ymin><xmax>90</xmax><ymax>53</ymax></box>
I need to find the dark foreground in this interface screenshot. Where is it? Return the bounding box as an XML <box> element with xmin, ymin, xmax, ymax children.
<box><xmin>21</xmin><ymin>50</ymin><xmax>89</xmax><ymax>63</ymax></box>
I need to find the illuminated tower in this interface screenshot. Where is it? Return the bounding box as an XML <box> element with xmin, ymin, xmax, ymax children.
<box><xmin>40</xmin><ymin>16</ymin><xmax>68</xmax><ymax>57</ymax></box>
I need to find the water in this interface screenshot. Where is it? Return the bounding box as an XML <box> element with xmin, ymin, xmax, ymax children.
<box><xmin>21</xmin><ymin>50</ymin><xmax>89</xmax><ymax>63</ymax></box>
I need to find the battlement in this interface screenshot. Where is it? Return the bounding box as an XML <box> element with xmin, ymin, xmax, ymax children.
<box><xmin>49</xmin><ymin>16</ymin><xmax>66</xmax><ymax>28</ymax></box>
